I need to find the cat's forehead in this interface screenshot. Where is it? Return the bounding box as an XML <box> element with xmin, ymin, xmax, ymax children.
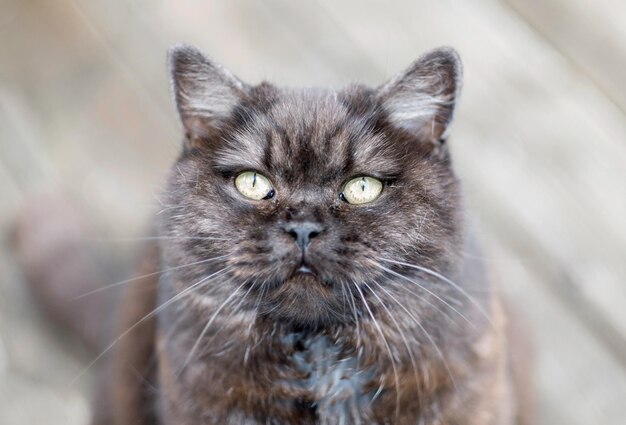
<box><xmin>267</xmin><ymin>88</ymin><xmax>347</xmax><ymax>129</ymax></box>
<box><xmin>215</xmin><ymin>88</ymin><xmax>402</xmax><ymax>184</ymax></box>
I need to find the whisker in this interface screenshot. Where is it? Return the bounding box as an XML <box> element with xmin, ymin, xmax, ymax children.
<box><xmin>339</xmin><ymin>280</ymin><xmax>349</xmax><ymax>312</ymax></box>
<box><xmin>378</xmin><ymin>257</ymin><xmax>492</xmax><ymax>325</ymax></box>
<box><xmin>363</xmin><ymin>282</ymin><xmax>424</xmax><ymax>406</ymax></box>
<box><xmin>248</xmin><ymin>279</ymin><xmax>267</xmax><ymax>336</ymax></box>
<box><xmin>351</xmin><ymin>281</ymin><xmax>401</xmax><ymax>420</ymax></box>
<box><xmin>345</xmin><ymin>281</ymin><xmax>362</xmax><ymax>364</ymax></box>
<box><xmin>368</xmin><ymin>267</ymin><xmax>457</xmax><ymax>327</ymax></box>
<box><xmin>361</xmin><ymin>280</ymin><xmax>424</xmax><ymax>411</ymax></box>
<box><xmin>369</xmin><ymin>280</ymin><xmax>457</xmax><ymax>391</ymax></box>
<box><xmin>198</xmin><ymin>280</ymin><xmax>258</xmax><ymax>357</ymax></box>
<box><xmin>242</xmin><ymin>280</ymin><xmax>267</xmax><ymax>364</ymax></box>
<box><xmin>72</xmin><ymin>266</ymin><xmax>232</xmax><ymax>384</ymax></box>
<box><xmin>70</xmin><ymin>255</ymin><xmax>230</xmax><ymax>300</ymax></box>
<box><xmin>179</xmin><ymin>279</ymin><xmax>249</xmax><ymax>374</ymax></box>
<box><xmin>92</xmin><ymin>236</ymin><xmax>232</xmax><ymax>243</ymax></box>
<box><xmin>372</xmin><ymin>262</ymin><xmax>476</xmax><ymax>329</ymax></box>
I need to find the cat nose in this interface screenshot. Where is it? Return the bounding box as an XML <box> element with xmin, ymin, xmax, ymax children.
<box><xmin>281</xmin><ymin>222</ymin><xmax>324</xmax><ymax>251</ymax></box>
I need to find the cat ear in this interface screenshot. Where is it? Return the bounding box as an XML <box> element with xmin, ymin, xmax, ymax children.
<box><xmin>377</xmin><ymin>47</ymin><xmax>462</xmax><ymax>145</ymax></box>
<box><xmin>168</xmin><ymin>44</ymin><xmax>247</xmax><ymax>147</ymax></box>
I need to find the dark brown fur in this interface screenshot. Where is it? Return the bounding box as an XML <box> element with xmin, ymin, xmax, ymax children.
<box><xmin>13</xmin><ymin>45</ymin><xmax>533</xmax><ymax>424</ymax></box>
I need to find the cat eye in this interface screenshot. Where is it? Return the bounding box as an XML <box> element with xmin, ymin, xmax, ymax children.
<box><xmin>341</xmin><ymin>176</ymin><xmax>383</xmax><ymax>205</ymax></box>
<box><xmin>235</xmin><ymin>171</ymin><xmax>275</xmax><ymax>200</ymax></box>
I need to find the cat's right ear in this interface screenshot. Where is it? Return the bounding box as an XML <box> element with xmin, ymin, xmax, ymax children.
<box><xmin>168</xmin><ymin>44</ymin><xmax>247</xmax><ymax>148</ymax></box>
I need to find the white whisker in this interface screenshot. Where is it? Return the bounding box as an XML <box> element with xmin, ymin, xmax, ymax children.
<box><xmin>370</xmin><ymin>280</ymin><xmax>457</xmax><ymax>391</ymax></box>
<box><xmin>372</xmin><ymin>262</ymin><xmax>476</xmax><ymax>329</ymax></box>
<box><xmin>362</xmin><ymin>280</ymin><xmax>424</xmax><ymax>409</ymax></box>
<box><xmin>352</xmin><ymin>281</ymin><xmax>401</xmax><ymax>420</ymax></box>
<box><xmin>72</xmin><ymin>266</ymin><xmax>231</xmax><ymax>384</ymax></box>
<box><xmin>379</xmin><ymin>257</ymin><xmax>492</xmax><ymax>325</ymax></box>
<box><xmin>93</xmin><ymin>236</ymin><xmax>232</xmax><ymax>243</ymax></box>
<box><xmin>179</xmin><ymin>279</ymin><xmax>249</xmax><ymax>374</ymax></box>
<box><xmin>70</xmin><ymin>255</ymin><xmax>230</xmax><ymax>300</ymax></box>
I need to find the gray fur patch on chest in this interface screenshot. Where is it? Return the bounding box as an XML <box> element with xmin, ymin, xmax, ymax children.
<box><xmin>280</xmin><ymin>332</ymin><xmax>377</xmax><ymax>424</ymax></box>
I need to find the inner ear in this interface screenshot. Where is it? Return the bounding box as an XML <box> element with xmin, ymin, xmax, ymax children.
<box><xmin>168</xmin><ymin>44</ymin><xmax>248</xmax><ymax>148</ymax></box>
<box><xmin>377</xmin><ymin>47</ymin><xmax>463</xmax><ymax>146</ymax></box>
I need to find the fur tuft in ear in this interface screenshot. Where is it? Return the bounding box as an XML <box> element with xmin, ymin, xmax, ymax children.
<box><xmin>168</xmin><ymin>44</ymin><xmax>247</xmax><ymax>148</ymax></box>
<box><xmin>377</xmin><ymin>47</ymin><xmax>463</xmax><ymax>144</ymax></box>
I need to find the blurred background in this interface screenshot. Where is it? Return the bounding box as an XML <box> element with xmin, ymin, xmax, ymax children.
<box><xmin>1</xmin><ymin>0</ymin><xmax>625</xmax><ymax>423</ymax></box>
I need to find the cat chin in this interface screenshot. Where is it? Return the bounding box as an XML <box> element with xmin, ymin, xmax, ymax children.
<box><xmin>260</xmin><ymin>274</ymin><xmax>350</xmax><ymax>326</ymax></box>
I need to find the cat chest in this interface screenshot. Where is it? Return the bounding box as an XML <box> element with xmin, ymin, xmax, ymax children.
<box><xmin>267</xmin><ymin>333</ymin><xmax>380</xmax><ymax>423</ymax></box>
<box><xmin>160</xmin><ymin>329</ymin><xmax>383</xmax><ymax>423</ymax></box>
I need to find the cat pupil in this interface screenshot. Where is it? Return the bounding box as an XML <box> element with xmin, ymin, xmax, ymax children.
<box><xmin>361</xmin><ymin>178</ymin><xmax>366</xmax><ymax>192</ymax></box>
<box><xmin>252</xmin><ymin>173</ymin><xmax>257</xmax><ymax>188</ymax></box>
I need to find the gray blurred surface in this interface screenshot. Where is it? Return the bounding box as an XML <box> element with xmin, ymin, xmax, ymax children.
<box><xmin>1</xmin><ymin>0</ymin><xmax>625</xmax><ymax>423</ymax></box>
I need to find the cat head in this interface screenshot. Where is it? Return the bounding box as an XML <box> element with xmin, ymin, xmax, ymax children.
<box><xmin>160</xmin><ymin>44</ymin><xmax>464</xmax><ymax>327</ymax></box>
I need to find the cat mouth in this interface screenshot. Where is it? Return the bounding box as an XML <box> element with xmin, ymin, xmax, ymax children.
<box><xmin>291</xmin><ymin>265</ymin><xmax>322</xmax><ymax>283</ymax></box>
<box><xmin>296</xmin><ymin>265</ymin><xmax>314</xmax><ymax>275</ymax></box>
<box><xmin>289</xmin><ymin>263</ymin><xmax>335</xmax><ymax>288</ymax></box>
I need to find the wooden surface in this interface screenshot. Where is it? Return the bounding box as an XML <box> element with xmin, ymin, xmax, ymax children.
<box><xmin>1</xmin><ymin>0</ymin><xmax>625</xmax><ymax>423</ymax></box>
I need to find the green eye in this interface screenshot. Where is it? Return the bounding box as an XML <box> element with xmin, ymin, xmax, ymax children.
<box><xmin>342</xmin><ymin>176</ymin><xmax>383</xmax><ymax>205</ymax></box>
<box><xmin>235</xmin><ymin>171</ymin><xmax>274</xmax><ymax>200</ymax></box>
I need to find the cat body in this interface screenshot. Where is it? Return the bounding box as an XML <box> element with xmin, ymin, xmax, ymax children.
<box><xmin>14</xmin><ymin>45</ymin><xmax>532</xmax><ymax>424</ymax></box>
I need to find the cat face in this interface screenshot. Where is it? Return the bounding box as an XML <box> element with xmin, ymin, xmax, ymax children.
<box><xmin>160</xmin><ymin>45</ymin><xmax>463</xmax><ymax>326</ymax></box>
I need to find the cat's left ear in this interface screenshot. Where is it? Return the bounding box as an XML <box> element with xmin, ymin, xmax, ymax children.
<box><xmin>377</xmin><ymin>47</ymin><xmax>462</xmax><ymax>147</ymax></box>
<box><xmin>168</xmin><ymin>44</ymin><xmax>247</xmax><ymax>148</ymax></box>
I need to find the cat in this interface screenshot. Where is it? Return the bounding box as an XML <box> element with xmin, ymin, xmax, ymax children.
<box><xmin>12</xmin><ymin>44</ymin><xmax>533</xmax><ymax>424</ymax></box>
